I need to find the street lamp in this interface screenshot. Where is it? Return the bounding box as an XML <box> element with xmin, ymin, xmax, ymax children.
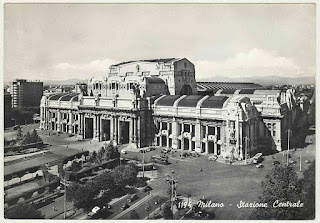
<box><xmin>63</xmin><ymin>176</ymin><xmax>67</xmax><ymax>219</ymax></box>
<box><xmin>170</xmin><ymin>170</ymin><xmax>176</xmax><ymax>215</ymax></box>
<box><xmin>286</xmin><ymin>129</ymin><xmax>292</xmax><ymax>166</ymax></box>
<box><xmin>142</xmin><ymin>149</ymin><xmax>145</xmax><ymax>178</ymax></box>
<box><xmin>243</xmin><ymin>136</ymin><xmax>250</xmax><ymax>163</ymax></box>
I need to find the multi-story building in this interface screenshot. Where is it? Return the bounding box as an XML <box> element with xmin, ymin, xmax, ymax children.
<box><xmin>40</xmin><ymin>58</ymin><xmax>297</xmax><ymax>160</ymax></box>
<box><xmin>10</xmin><ymin>79</ymin><xmax>43</xmax><ymax>108</ymax></box>
<box><xmin>4</xmin><ymin>92</ymin><xmax>12</xmax><ymax>128</ymax></box>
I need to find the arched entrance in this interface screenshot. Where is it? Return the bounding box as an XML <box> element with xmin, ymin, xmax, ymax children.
<box><xmin>180</xmin><ymin>85</ymin><xmax>193</xmax><ymax>95</ymax></box>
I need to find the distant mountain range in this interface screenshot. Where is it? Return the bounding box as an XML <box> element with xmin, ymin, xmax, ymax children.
<box><xmin>5</xmin><ymin>75</ymin><xmax>313</xmax><ymax>87</ymax></box>
<box><xmin>197</xmin><ymin>75</ymin><xmax>315</xmax><ymax>85</ymax></box>
<box><xmin>42</xmin><ymin>79</ymin><xmax>88</xmax><ymax>86</ymax></box>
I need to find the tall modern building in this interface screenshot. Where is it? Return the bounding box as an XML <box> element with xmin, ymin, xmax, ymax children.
<box><xmin>40</xmin><ymin>58</ymin><xmax>297</xmax><ymax>159</ymax></box>
<box><xmin>4</xmin><ymin>91</ymin><xmax>12</xmax><ymax>128</ymax></box>
<box><xmin>10</xmin><ymin>79</ymin><xmax>43</xmax><ymax>108</ymax></box>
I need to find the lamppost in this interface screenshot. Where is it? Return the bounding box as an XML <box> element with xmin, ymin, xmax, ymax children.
<box><xmin>63</xmin><ymin>176</ymin><xmax>67</xmax><ymax>219</ymax></box>
<box><xmin>243</xmin><ymin>136</ymin><xmax>250</xmax><ymax>163</ymax></box>
<box><xmin>286</xmin><ymin>129</ymin><xmax>292</xmax><ymax>166</ymax></box>
<box><xmin>142</xmin><ymin>149</ymin><xmax>145</xmax><ymax>178</ymax></box>
<box><xmin>170</xmin><ymin>170</ymin><xmax>176</xmax><ymax>215</ymax></box>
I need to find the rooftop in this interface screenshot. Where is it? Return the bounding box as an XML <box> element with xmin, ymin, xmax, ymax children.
<box><xmin>112</xmin><ymin>58</ymin><xmax>178</xmax><ymax>66</ymax></box>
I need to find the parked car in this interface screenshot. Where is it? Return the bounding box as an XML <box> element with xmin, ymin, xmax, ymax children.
<box><xmin>143</xmin><ymin>185</ymin><xmax>153</xmax><ymax>192</ymax></box>
<box><xmin>122</xmin><ymin>203</ymin><xmax>130</xmax><ymax>210</ymax></box>
<box><xmin>192</xmin><ymin>153</ymin><xmax>200</xmax><ymax>157</ymax></box>
<box><xmin>161</xmin><ymin>148</ymin><xmax>171</xmax><ymax>154</ymax></box>
<box><xmin>208</xmin><ymin>155</ymin><xmax>218</xmax><ymax>161</ymax></box>
<box><xmin>256</xmin><ymin>163</ymin><xmax>264</xmax><ymax>168</ymax></box>
<box><xmin>272</xmin><ymin>161</ymin><xmax>280</xmax><ymax>165</ymax></box>
<box><xmin>288</xmin><ymin>159</ymin><xmax>297</xmax><ymax>164</ymax></box>
<box><xmin>13</xmin><ymin>125</ymin><xmax>20</xmax><ymax>130</ymax></box>
<box><xmin>127</xmin><ymin>194</ymin><xmax>138</xmax><ymax>202</ymax></box>
<box><xmin>253</xmin><ymin>153</ymin><xmax>263</xmax><ymax>164</ymax></box>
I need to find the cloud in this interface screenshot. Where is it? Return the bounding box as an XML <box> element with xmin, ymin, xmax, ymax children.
<box><xmin>53</xmin><ymin>58</ymin><xmax>117</xmax><ymax>73</ymax></box>
<box><xmin>194</xmin><ymin>48</ymin><xmax>306</xmax><ymax>79</ymax></box>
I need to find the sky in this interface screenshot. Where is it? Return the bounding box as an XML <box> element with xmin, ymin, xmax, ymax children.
<box><xmin>4</xmin><ymin>3</ymin><xmax>316</xmax><ymax>82</ymax></box>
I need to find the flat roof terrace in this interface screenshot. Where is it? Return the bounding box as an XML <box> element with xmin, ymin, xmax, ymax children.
<box><xmin>4</xmin><ymin>146</ymin><xmax>85</xmax><ymax>177</ymax></box>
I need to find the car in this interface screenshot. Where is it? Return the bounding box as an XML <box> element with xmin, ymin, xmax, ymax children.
<box><xmin>272</xmin><ymin>161</ymin><xmax>280</xmax><ymax>165</ymax></box>
<box><xmin>160</xmin><ymin>154</ymin><xmax>167</xmax><ymax>158</ymax></box>
<box><xmin>305</xmin><ymin>160</ymin><xmax>311</xmax><ymax>164</ymax></box>
<box><xmin>288</xmin><ymin>159</ymin><xmax>297</xmax><ymax>164</ymax></box>
<box><xmin>121</xmin><ymin>149</ymin><xmax>127</xmax><ymax>154</ymax></box>
<box><xmin>208</xmin><ymin>155</ymin><xmax>218</xmax><ymax>161</ymax></box>
<box><xmin>127</xmin><ymin>194</ymin><xmax>138</xmax><ymax>202</ymax></box>
<box><xmin>122</xmin><ymin>203</ymin><xmax>130</xmax><ymax>210</ymax></box>
<box><xmin>143</xmin><ymin>185</ymin><xmax>153</xmax><ymax>192</ymax></box>
<box><xmin>253</xmin><ymin>153</ymin><xmax>263</xmax><ymax>164</ymax></box>
<box><xmin>256</xmin><ymin>164</ymin><xmax>264</xmax><ymax>168</ymax></box>
<box><xmin>192</xmin><ymin>153</ymin><xmax>200</xmax><ymax>157</ymax></box>
<box><xmin>13</xmin><ymin>125</ymin><xmax>20</xmax><ymax>130</ymax></box>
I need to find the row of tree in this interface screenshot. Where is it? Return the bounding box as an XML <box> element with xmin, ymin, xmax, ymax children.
<box><xmin>66</xmin><ymin>163</ymin><xmax>138</xmax><ymax>212</ymax></box>
<box><xmin>5</xmin><ymin>128</ymin><xmax>43</xmax><ymax>147</ymax></box>
<box><xmin>90</xmin><ymin>144</ymin><xmax>120</xmax><ymax>164</ymax></box>
<box><xmin>250</xmin><ymin>161</ymin><xmax>315</xmax><ymax>220</ymax></box>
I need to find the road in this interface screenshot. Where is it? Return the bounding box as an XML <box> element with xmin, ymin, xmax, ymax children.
<box><xmin>38</xmin><ymin>194</ymin><xmax>80</xmax><ymax>219</ymax></box>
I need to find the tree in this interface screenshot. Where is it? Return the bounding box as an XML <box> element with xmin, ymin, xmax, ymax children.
<box><xmin>21</xmin><ymin>132</ymin><xmax>31</xmax><ymax>145</ymax></box>
<box><xmin>30</xmin><ymin>129</ymin><xmax>42</xmax><ymax>143</ymax></box>
<box><xmin>16</xmin><ymin>127</ymin><xmax>23</xmax><ymax>141</ymax></box>
<box><xmin>298</xmin><ymin>161</ymin><xmax>315</xmax><ymax>219</ymax></box>
<box><xmin>113</xmin><ymin>164</ymin><xmax>138</xmax><ymax>187</ymax></box>
<box><xmin>162</xmin><ymin>202</ymin><xmax>173</xmax><ymax>219</ymax></box>
<box><xmin>91</xmin><ymin>151</ymin><xmax>97</xmax><ymax>163</ymax></box>
<box><xmin>145</xmin><ymin>201</ymin><xmax>152</xmax><ymax>218</ymax></box>
<box><xmin>5</xmin><ymin>203</ymin><xmax>44</xmax><ymax>219</ymax></box>
<box><xmin>105</xmin><ymin>144</ymin><xmax>120</xmax><ymax>160</ymax></box>
<box><xmin>250</xmin><ymin>165</ymin><xmax>303</xmax><ymax>220</ymax></box>
<box><xmin>94</xmin><ymin>171</ymin><xmax>122</xmax><ymax>200</ymax></box>
<box><xmin>66</xmin><ymin>182</ymin><xmax>100</xmax><ymax>212</ymax></box>
<box><xmin>97</xmin><ymin>147</ymin><xmax>106</xmax><ymax>163</ymax></box>
<box><xmin>129</xmin><ymin>210</ymin><xmax>140</xmax><ymax>219</ymax></box>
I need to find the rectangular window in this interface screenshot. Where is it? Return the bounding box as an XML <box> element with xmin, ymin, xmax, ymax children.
<box><xmin>184</xmin><ymin>124</ymin><xmax>190</xmax><ymax>133</ymax></box>
<box><xmin>191</xmin><ymin>125</ymin><xmax>195</xmax><ymax>137</ymax></box>
<box><xmin>208</xmin><ymin>126</ymin><xmax>215</xmax><ymax>135</ymax></box>
<box><xmin>169</xmin><ymin>123</ymin><xmax>172</xmax><ymax>134</ymax></box>
<box><xmin>162</xmin><ymin>122</ymin><xmax>167</xmax><ymax>130</ymax></box>
<box><xmin>217</xmin><ymin>127</ymin><xmax>221</xmax><ymax>140</ymax></box>
<box><xmin>272</xmin><ymin>123</ymin><xmax>276</xmax><ymax>137</ymax></box>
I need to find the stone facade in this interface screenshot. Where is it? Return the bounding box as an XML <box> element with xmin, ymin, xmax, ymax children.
<box><xmin>40</xmin><ymin>58</ymin><xmax>297</xmax><ymax>159</ymax></box>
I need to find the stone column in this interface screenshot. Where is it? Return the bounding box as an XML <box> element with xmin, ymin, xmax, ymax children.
<box><xmin>181</xmin><ymin>123</ymin><xmax>185</xmax><ymax>150</ymax></box>
<box><xmin>159</xmin><ymin>122</ymin><xmax>163</xmax><ymax>146</ymax></box>
<box><xmin>239</xmin><ymin>122</ymin><xmax>243</xmax><ymax>160</ymax></box>
<box><xmin>172</xmin><ymin>119</ymin><xmax>178</xmax><ymax>150</ymax></box>
<box><xmin>189</xmin><ymin>124</ymin><xmax>192</xmax><ymax>151</ymax></box>
<box><xmin>137</xmin><ymin>117</ymin><xmax>140</xmax><ymax>148</ymax></box>
<box><xmin>80</xmin><ymin>114</ymin><xmax>84</xmax><ymax>137</ymax></box>
<box><xmin>167</xmin><ymin>124</ymin><xmax>170</xmax><ymax>148</ymax></box>
<box><xmin>214</xmin><ymin>127</ymin><xmax>218</xmax><ymax>155</ymax></box>
<box><xmin>57</xmin><ymin>111</ymin><xmax>61</xmax><ymax>132</ymax></box>
<box><xmin>130</xmin><ymin>117</ymin><xmax>134</xmax><ymax>143</ymax></box>
<box><xmin>110</xmin><ymin>115</ymin><xmax>114</xmax><ymax>141</ymax></box>
<box><xmin>68</xmin><ymin>112</ymin><xmax>73</xmax><ymax>134</ymax></box>
<box><xmin>195</xmin><ymin>120</ymin><xmax>201</xmax><ymax>153</ymax></box>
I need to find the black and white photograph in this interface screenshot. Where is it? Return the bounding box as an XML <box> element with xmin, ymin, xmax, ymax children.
<box><xmin>2</xmin><ymin>2</ymin><xmax>316</xmax><ymax>221</ymax></box>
